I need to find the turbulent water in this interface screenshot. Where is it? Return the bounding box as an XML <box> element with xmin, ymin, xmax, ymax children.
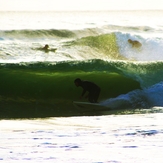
<box><xmin>1</xmin><ymin>10</ymin><xmax>163</xmax><ymax>163</ymax></box>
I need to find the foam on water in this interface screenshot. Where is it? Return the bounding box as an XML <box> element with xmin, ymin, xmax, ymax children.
<box><xmin>101</xmin><ymin>82</ymin><xmax>163</xmax><ymax>110</ymax></box>
<box><xmin>1</xmin><ymin>114</ymin><xmax>163</xmax><ymax>162</ymax></box>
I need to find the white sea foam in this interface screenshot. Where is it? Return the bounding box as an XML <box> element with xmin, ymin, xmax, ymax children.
<box><xmin>1</xmin><ymin>115</ymin><xmax>163</xmax><ymax>162</ymax></box>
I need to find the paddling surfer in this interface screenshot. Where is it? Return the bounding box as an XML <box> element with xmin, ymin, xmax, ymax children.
<box><xmin>38</xmin><ymin>44</ymin><xmax>57</xmax><ymax>53</ymax></box>
<box><xmin>42</xmin><ymin>44</ymin><xmax>49</xmax><ymax>51</ymax></box>
<box><xmin>74</xmin><ymin>78</ymin><xmax>101</xmax><ymax>103</ymax></box>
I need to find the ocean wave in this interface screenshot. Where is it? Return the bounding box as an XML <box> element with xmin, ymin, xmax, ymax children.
<box><xmin>1</xmin><ymin>28</ymin><xmax>163</xmax><ymax>63</ymax></box>
<box><xmin>0</xmin><ymin>29</ymin><xmax>76</xmax><ymax>39</ymax></box>
<box><xmin>0</xmin><ymin>59</ymin><xmax>141</xmax><ymax>118</ymax></box>
<box><xmin>0</xmin><ymin>27</ymin><xmax>108</xmax><ymax>40</ymax></box>
<box><xmin>101</xmin><ymin>82</ymin><xmax>163</xmax><ymax>110</ymax></box>
<box><xmin>116</xmin><ymin>32</ymin><xmax>163</xmax><ymax>61</ymax></box>
<box><xmin>1</xmin><ymin>59</ymin><xmax>163</xmax><ymax>118</ymax></box>
<box><xmin>1</xmin><ymin>59</ymin><xmax>163</xmax><ymax>87</ymax></box>
<box><xmin>0</xmin><ymin>24</ymin><xmax>156</xmax><ymax>39</ymax></box>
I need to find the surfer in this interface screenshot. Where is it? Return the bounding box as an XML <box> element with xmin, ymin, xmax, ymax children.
<box><xmin>128</xmin><ymin>39</ymin><xmax>142</xmax><ymax>48</ymax></box>
<box><xmin>42</xmin><ymin>44</ymin><xmax>49</xmax><ymax>50</ymax></box>
<box><xmin>42</xmin><ymin>44</ymin><xmax>49</xmax><ymax>52</ymax></box>
<box><xmin>74</xmin><ymin>78</ymin><xmax>101</xmax><ymax>103</ymax></box>
<box><xmin>38</xmin><ymin>44</ymin><xmax>57</xmax><ymax>53</ymax></box>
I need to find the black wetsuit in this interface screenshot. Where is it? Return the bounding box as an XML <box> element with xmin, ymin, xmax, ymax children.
<box><xmin>80</xmin><ymin>81</ymin><xmax>101</xmax><ymax>103</ymax></box>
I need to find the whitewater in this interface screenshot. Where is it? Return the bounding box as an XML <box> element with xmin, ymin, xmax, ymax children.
<box><xmin>1</xmin><ymin>10</ymin><xmax>163</xmax><ymax>162</ymax></box>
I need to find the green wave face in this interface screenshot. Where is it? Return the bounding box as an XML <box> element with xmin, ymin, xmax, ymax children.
<box><xmin>0</xmin><ymin>60</ymin><xmax>141</xmax><ymax>118</ymax></box>
<box><xmin>2</xmin><ymin>59</ymin><xmax>163</xmax><ymax>118</ymax></box>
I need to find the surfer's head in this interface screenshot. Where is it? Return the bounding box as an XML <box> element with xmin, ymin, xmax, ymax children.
<box><xmin>74</xmin><ymin>78</ymin><xmax>82</xmax><ymax>87</ymax></box>
<box><xmin>128</xmin><ymin>39</ymin><xmax>132</xmax><ymax>43</ymax></box>
<box><xmin>43</xmin><ymin>44</ymin><xmax>49</xmax><ymax>50</ymax></box>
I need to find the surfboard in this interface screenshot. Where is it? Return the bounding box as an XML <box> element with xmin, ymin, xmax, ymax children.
<box><xmin>73</xmin><ymin>101</ymin><xmax>108</xmax><ymax>111</ymax></box>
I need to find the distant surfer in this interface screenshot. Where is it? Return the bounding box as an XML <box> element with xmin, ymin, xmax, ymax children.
<box><xmin>37</xmin><ymin>44</ymin><xmax>57</xmax><ymax>53</ymax></box>
<box><xmin>128</xmin><ymin>39</ymin><xmax>142</xmax><ymax>48</ymax></box>
<box><xmin>74</xmin><ymin>78</ymin><xmax>101</xmax><ymax>103</ymax></box>
<box><xmin>42</xmin><ymin>44</ymin><xmax>49</xmax><ymax>51</ymax></box>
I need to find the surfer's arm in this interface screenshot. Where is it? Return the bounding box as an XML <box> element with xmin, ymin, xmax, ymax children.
<box><xmin>81</xmin><ymin>89</ymin><xmax>86</xmax><ymax>98</ymax></box>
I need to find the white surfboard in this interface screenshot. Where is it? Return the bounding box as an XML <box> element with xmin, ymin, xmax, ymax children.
<box><xmin>73</xmin><ymin>101</ymin><xmax>108</xmax><ymax>111</ymax></box>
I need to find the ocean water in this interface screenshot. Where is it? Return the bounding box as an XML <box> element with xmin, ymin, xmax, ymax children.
<box><xmin>1</xmin><ymin>10</ymin><xmax>163</xmax><ymax>162</ymax></box>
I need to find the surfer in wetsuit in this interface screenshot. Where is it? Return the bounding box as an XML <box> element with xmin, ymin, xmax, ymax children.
<box><xmin>74</xmin><ymin>78</ymin><xmax>101</xmax><ymax>103</ymax></box>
